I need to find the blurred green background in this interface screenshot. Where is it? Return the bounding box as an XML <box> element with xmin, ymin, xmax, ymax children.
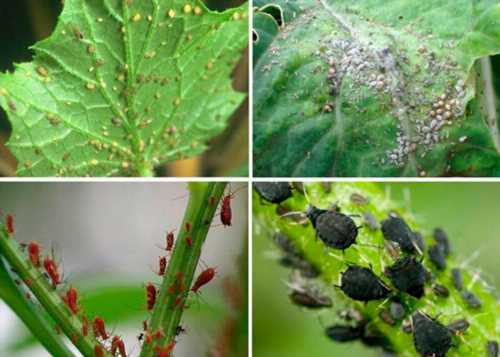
<box><xmin>0</xmin><ymin>0</ymin><xmax>248</xmax><ymax>177</ymax></box>
<box><xmin>253</xmin><ymin>182</ymin><xmax>500</xmax><ymax>357</ymax></box>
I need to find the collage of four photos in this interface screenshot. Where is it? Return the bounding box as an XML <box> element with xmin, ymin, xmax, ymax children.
<box><xmin>0</xmin><ymin>1</ymin><xmax>499</xmax><ymax>357</ymax></box>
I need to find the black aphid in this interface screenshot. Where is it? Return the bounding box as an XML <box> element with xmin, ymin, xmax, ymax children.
<box><xmin>273</xmin><ymin>233</ymin><xmax>297</xmax><ymax>255</ymax></box>
<box><xmin>307</xmin><ymin>205</ymin><xmax>358</xmax><ymax>250</ymax></box>
<box><xmin>487</xmin><ymin>341</ymin><xmax>499</xmax><ymax>357</ymax></box>
<box><xmin>289</xmin><ymin>289</ymin><xmax>332</xmax><ymax>309</ymax></box>
<box><xmin>340</xmin><ymin>265</ymin><xmax>391</xmax><ymax>301</ymax></box>
<box><xmin>428</xmin><ymin>244</ymin><xmax>447</xmax><ymax>270</ymax></box>
<box><xmin>363</xmin><ymin>211</ymin><xmax>380</xmax><ymax>231</ymax></box>
<box><xmin>433</xmin><ymin>228</ymin><xmax>450</xmax><ymax>256</ymax></box>
<box><xmin>431</xmin><ymin>284</ymin><xmax>450</xmax><ymax>298</ymax></box>
<box><xmin>389</xmin><ymin>301</ymin><xmax>405</xmax><ymax>320</ymax></box>
<box><xmin>305</xmin><ymin>205</ymin><xmax>328</xmax><ymax>228</ymax></box>
<box><xmin>412</xmin><ymin>311</ymin><xmax>452</xmax><ymax>357</ymax></box>
<box><xmin>381</xmin><ymin>215</ymin><xmax>421</xmax><ymax>254</ymax></box>
<box><xmin>461</xmin><ymin>289</ymin><xmax>482</xmax><ymax>309</ymax></box>
<box><xmin>447</xmin><ymin>319</ymin><xmax>470</xmax><ymax>334</ymax></box>
<box><xmin>379</xmin><ymin>309</ymin><xmax>396</xmax><ymax>325</ymax></box>
<box><xmin>451</xmin><ymin>268</ymin><xmax>463</xmax><ymax>291</ymax></box>
<box><xmin>361</xmin><ymin>326</ymin><xmax>392</xmax><ymax>351</ymax></box>
<box><xmin>385</xmin><ymin>257</ymin><xmax>426</xmax><ymax>298</ymax></box>
<box><xmin>325</xmin><ymin>325</ymin><xmax>363</xmax><ymax>342</ymax></box>
<box><xmin>254</xmin><ymin>182</ymin><xmax>292</xmax><ymax>204</ymax></box>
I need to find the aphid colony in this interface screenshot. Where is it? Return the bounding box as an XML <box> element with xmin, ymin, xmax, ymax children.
<box><xmin>0</xmin><ymin>194</ymin><xmax>230</xmax><ymax>357</ymax></box>
<box><xmin>255</xmin><ymin>183</ymin><xmax>499</xmax><ymax>357</ymax></box>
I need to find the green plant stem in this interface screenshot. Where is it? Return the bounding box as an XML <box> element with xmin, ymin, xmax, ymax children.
<box><xmin>478</xmin><ymin>56</ymin><xmax>500</xmax><ymax>153</ymax></box>
<box><xmin>0</xmin><ymin>258</ymin><xmax>73</xmax><ymax>357</ymax></box>
<box><xmin>140</xmin><ymin>182</ymin><xmax>228</xmax><ymax>357</ymax></box>
<box><xmin>136</xmin><ymin>162</ymin><xmax>154</xmax><ymax>177</ymax></box>
<box><xmin>0</xmin><ymin>231</ymin><xmax>111</xmax><ymax>357</ymax></box>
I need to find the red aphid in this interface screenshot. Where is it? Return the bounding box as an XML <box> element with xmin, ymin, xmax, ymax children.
<box><xmin>43</xmin><ymin>256</ymin><xmax>60</xmax><ymax>287</ymax></box>
<box><xmin>145</xmin><ymin>333</ymin><xmax>152</xmax><ymax>345</ymax></box>
<box><xmin>184</xmin><ymin>222</ymin><xmax>192</xmax><ymax>233</ymax></box>
<box><xmin>185</xmin><ymin>236</ymin><xmax>192</xmax><ymax>247</ymax></box>
<box><xmin>94</xmin><ymin>344</ymin><xmax>105</xmax><ymax>357</ymax></box>
<box><xmin>5</xmin><ymin>214</ymin><xmax>14</xmax><ymax>235</ymax></box>
<box><xmin>92</xmin><ymin>316</ymin><xmax>109</xmax><ymax>340</ymax></box>
<box><xmin>146</xmin><ymin>283</ymin><xmax>157</xmax><ymax>311</ymax></box>
<box><xmin>157</xmin><ymin>341</ymin><xmax>176</xmax><ymax>357</ymax></box>
<box><xmin>142</xmin><ymin>319</ymin><xmax>148</xmax><ymax>331</ymax></box>
<box><xmin>28</xmin><ymin>241</ymin><xmax>41</xmax><ymax>267</ymax></box>
<box><xmin>82</xmin><ymin>316</ymin><xmax>89</xmax><ymax>336</ymax></box>
<box><xmin>165</xmin><ymin>231</ymin><xmax>174</xmax><ymax>252</ymax></box>
<box><xmin>220</xmin><ymin>195</ymin><xmax>232</xmax><ymax>226</ymax></box>
<box><xmin>174</xmin><ymin>295</ymin><xmax>183</xmax><ymax>307</ymax></box>
<box><xmin>158</xmin><ymin>256</ymin><xmax>167</xmax><ymax>276</ymax></box>
<box><xmin>167</xmin><ymin>283</ymin><xmax>176</xmax><ymax>295</ymax></box>
<box><xmin>208</xmin><ymin>196</ymin><xmax>216</xmax><ymax>206</ymax></box>
<box><xmin>63</xmin><ymin>287</ymin><xmax>78</xmax><ymax>314</ymax></box>
<box><xmin>111</xmin><ymin>336</ymin><xmax>127</xmax><ymax>357</ymax></box>
<box><xmin>154</xmin><ymin>329</ymin><xmax>163</xmax><ymax>340</ymax></box>
<box><xmin>55</xmin><ymin>324</ymin><xmax>62</xmax><ymax>335</ymax></box>
<box><xmin>191</xmin><ymin>267</ymin><xmax>216</xmax><ymax>293</ymax></box>
<box><xmin>71</xmin><ymin>333</ymin><xmax>78</xmax><ymax>344</ymax></box>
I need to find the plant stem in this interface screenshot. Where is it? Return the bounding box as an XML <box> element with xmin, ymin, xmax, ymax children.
<box><xmin>139</xmin><ymin>182</ymin><xmax>227</xmax><ymax>357</ymax></box>
<box><xmin>479</xmin><ymin>56</ymin><xmax>500</xmax><ymax>153</ymax></box>
<box><xmin>0</xmin><ymin>258</ymin><xmax>73</xmax><ymax>357</ymax></box>
<box><xmin>136</xmin><ymin>162</ymin><xmax>154</xmax><ymax>177</ymax></box>
<box><xmin>0</xmin><ymin>230</ymin><xmax>111</xmax><ymax>357</ymax></box>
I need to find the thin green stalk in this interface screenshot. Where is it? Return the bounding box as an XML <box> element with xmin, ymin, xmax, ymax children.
<box><xmin>140</xmin><ymin>182</ymin><xmax>228</xmax><ymax>357</ymax></box>
<box><xmin>0</xmin><ymin>258</ymin><xmax>73</xmax><ymax>357</ymax></box>
<box><xmin>0</xmin><ymin>229</ymin><xmax>111</xmax><ymax>357</ymax></box>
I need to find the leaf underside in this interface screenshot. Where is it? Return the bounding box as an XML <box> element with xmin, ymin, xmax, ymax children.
<box><xmin>0</xmin><ymin>0</ymin><xmax>248</xmax><ymax>177</ymax></box>
<box><xmin>253</xmin><ymin>0</ymin><xmax>500</xmax><ymax>177</ymax></box>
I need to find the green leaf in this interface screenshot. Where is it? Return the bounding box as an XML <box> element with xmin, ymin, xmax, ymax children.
<box><xmin>253</xmin><ymin>0</ymin><xmax>500</xmax><ymax>177</ymax></box>
<box><xmin>253</xmin><ymin>182</ymin><xmax>500</xmax><ymax>356</ymax></box>
<box><xmin>0</xmin><ymin>0</ymin><xmax>248</xmax><ymax>177</ymax></box>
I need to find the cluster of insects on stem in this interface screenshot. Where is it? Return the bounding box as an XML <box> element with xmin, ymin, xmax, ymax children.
<box><xmin>0</xmin><ymin>184</ymin><xmax>243</xmax><ymax>357</ymax></box>
<box><xmin>254</xmin><ymin>182</ymin><xmax>499</xmax><ymax>357</ymax></box>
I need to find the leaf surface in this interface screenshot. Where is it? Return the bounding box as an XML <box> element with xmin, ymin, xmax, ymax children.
<box><xmin>0</xmin><ymin>0</ymin><xmax>248</xmax><ymax>176</ymax></box>
<box><xmin>253</xmin><ymin>0</ymin><xmax>500</xmax><ymax>177</ymax></box>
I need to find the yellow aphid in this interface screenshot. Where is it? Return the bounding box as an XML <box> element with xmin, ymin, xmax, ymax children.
<box><xmin>132</xmin><ymin>13</ymin><xmax>141</xmax><ymax>22</ymax></box>
<box><xmin>184</xmin><ymin>4</ymin><xmax>192</xmax><ymax>14</ymax></box>
<box><xmin>37</xmin><ymin>66</ymin><xmax>49</xmax><ymax>78</ymax></box>
<box><xmin>167</xmin><ymin>9</ymin><xmax>176</xmax><ymax>18</ymax></box>
<box><xmin>194</xmin><ymin>6</ymin><xmax>202</xmax><ymax>15</ymax></box>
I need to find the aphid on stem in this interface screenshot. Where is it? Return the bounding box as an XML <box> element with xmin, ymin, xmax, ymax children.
<box><xmin>165</xmin><ymin>231</ymin><xmax>174</xmax><ymax>252</ymax></box>
<box><xmin>92</xmin><ymin>316</ymin><xmax>109</xmax><ymax>340</ymax></box>
<box><xmin>191</xmin><ymin>267</ymin><xmax>216</xmax><ymax>293</ymax></box>
<box><xmin>111</xmin><ymin>336</ymin><xmax>127</xmax><ymax>357</ymax></box>
<box><xmin>43</xmin><ymin>256</ymin><xmax>60</xmax><ymax>287</ymax></box>
<box><xmin>5</xmin><ymin>213</ymin><xmax>14</xmax><ymax>235</ymax></box>
<box><xmin>28</xmin><ymin>241</ymin><xmax>41</xmax><ymax>267</ymax></box>
<box><xmin>146</xmin><ymin>283</ymin><xmax>157</xmax><ymax>311</ymax></box>
<box><xmin>62</xmin><ymin>287</ymin><xmax>78</xmax><ymax>314</ymax></box>
<box><xmin>158</xmin><ymin>256</ymin><xmax>167</xmax><ymax>276</ymax></box>
<box><xmin>94</xmin><ymin>344</ymin><xmax>105</xmax><ymax>357</ymax></box>
<box><xmin>82</xmin><ymin>315</ymin><xmax>89</xmax><ymax>336</ymax></box>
